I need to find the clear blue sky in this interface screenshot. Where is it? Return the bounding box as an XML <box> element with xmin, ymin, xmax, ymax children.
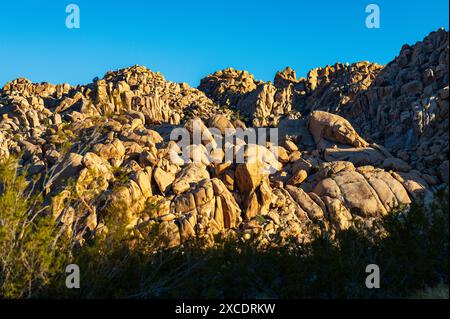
<box><xmin>0</xmin><ymin>0</ymin><xmax>448</xmax><ymax>87</ymax></box>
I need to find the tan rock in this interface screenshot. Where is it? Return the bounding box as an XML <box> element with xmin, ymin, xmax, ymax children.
<box><xmin>322</xmin><ymin>196</ymin><xmax>353</xmax><ymax>232</ymax></box>
<box><xmin>153</xmin><ymin>166</ymin><xmax>175</xmax><ymax>194</ymax></box>
<box><xmin>178</xmin><ymin>213</ymin><xmax>197</xmax><ymax>242</ymax></box>
<box><xmin>171</xmin><ymin>178</ymin><xmax>242</xmax><ymax>238</ymax></box>
<box><xmin>270</xmin><ymin>145</ymin><xmax>290</xmax><ymax>163</ymax></box>
<box><xmin>76</xmin><ymin>152</ymin><xmax>114</xmax><ymax>201</ymax></box>
<box><xmin>131</xmin><ymin>168</ymin><xmax>153</xmax><ymax>199</ymax></box>
<box><xmin>289</xmin><ymin>150</ymin><xmax>302</xmax><ymax>162</ymax></box>
<box><xmin>392</xmin><ymin>170</ymin><xmax>430</xmax><ymax>201</ymax></box>
<box><xmin>283</xmin><ymin>140</ymin><xmax>298</xmax><ymax>152</ymax></box>
<box><xmin>220</xmin><ymin>169</ymin><xmax>235</xmax><ymax>191</ymax></box>
<box><xmin>286</xmin><ymin>185</ymin><xmax>324</xmax><ymax>220</ymax></box>
<box><xmin>235</xmin><ymin>161</ymin><xmax>264</xmax><ymax>193</ymax></box>
<box><xmin>287</xmin><ymin>169</ymin><xmax>308</xmax><ymax>186</ymax></box>
<box><xmin>93</xmin><ymin>138</ymin><xmax>126</xmax><ymax>167</ymax></box>
<box><xmin>185</xmin><ymin>118</ymin><xmax>217</xmax><ymax>149</ymax></box>
<box><xmin>357</xmin><ymin>166</ymin><xmax>411</xmax><ymax>208</ymax></box>
<box><xmin>209</xmin><ymin>115</ymin><xmax>235</xmax><ymax>135</ymax></box>
<box><xmin>332</xmin><ymin>170</ymin><xmax>387</xmax><ymax>217</ymax></box>
<box><xmin>172</xmin><ymin>163</ymin><xmax>210</xmax><ymax>195</ymax></box>
<box><xmin>308</xmin><ymin>111</ymin><xmax>368</xmax><ymax>148</ymax></box>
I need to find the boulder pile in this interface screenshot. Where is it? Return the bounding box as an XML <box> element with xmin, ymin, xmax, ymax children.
<box><xmin>0</xmin><ymin>29</ymin><xmax>447</xmax><ymax>248</ymax></box>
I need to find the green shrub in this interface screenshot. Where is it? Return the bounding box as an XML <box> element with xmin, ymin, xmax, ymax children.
<box><xmin>0</xmin><ymin>158</ymin><xmax>69</xmax><ymax>298</ymax></box>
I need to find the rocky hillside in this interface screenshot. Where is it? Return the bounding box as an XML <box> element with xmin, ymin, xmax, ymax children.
<box><xmin>0</xmin><ymin>29</ymin><xmax>448</xmax><ymax>248</ymax></box>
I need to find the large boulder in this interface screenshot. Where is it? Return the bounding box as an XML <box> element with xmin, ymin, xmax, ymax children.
<box><xmin>171</xmin><ymin>178</ymin><xmax>242</xmax><ymax>241</ymax></box>
<box><xmin>308</xmin><ymin>111</ymin><xmax>369</xmax><ymax>148</ymax></box>
<box><xmin>235</xmin><ymin>160</ymin><xmax>273</xmax><ymax>220</ymax></box>
<box><xmin>172</xmin><ymin>163</ymin><xmax>210</xmax><ymax>195</ymax></box>
<box><xmin>208</xmin><ymin>115</ymin><xmax>235</xmax><ymax>135</ymax></box>
<box><xmin>312</xmin><ymin>162</ymin><xmax>412</xmax><ymax>219</ymax></box>
<box><xmin>153</xmin><ymin>158</ymin><xmax>179</xmax><ymax>194</ymax></box>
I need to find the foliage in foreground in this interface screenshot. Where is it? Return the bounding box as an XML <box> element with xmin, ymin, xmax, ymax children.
<box><xmin>42</xmin><ymin>189</ymin><xmax>450</xmax><ymax>299</ymax></box>
<box><xmin>0</xmin><ymin>158</ymin><xmax>69</xmax><ymax>298</ymax></box>
<box><xmin>0</xmin><ymin>158</ymin><xmax>448</xmax><ymax>298</ymax></box>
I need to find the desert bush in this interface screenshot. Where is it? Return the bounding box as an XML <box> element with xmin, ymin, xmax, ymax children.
<box><xmin>0</xmin><ymin>157</ymin><xmax>69</xmax><ymax>298</ymax></box>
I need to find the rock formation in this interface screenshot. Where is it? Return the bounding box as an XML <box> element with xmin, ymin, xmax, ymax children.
<box><xmin>0</xmin><ymin>29</ymin><xmax>448</xmax><ymax>248</ymax></box>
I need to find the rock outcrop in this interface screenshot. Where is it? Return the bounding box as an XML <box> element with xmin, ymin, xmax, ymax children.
<box><xmin>0</xmin><ymin>28</ymin><xmax>447</xmax><ymax>248</ymax></box>
<box><xmin>344</xmin><ymin>29</ymin><xmax>449</xmax><ymax>179</ymax></box>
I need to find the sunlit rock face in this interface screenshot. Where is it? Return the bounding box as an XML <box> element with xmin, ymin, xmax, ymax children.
<box><xmin>0</xmin><ymin>29</ymin><xmax>447</xmax><ymax>247</ymax></box>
